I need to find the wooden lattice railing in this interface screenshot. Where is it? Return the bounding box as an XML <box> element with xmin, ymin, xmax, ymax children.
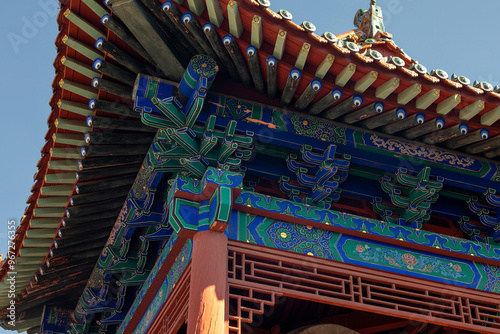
<box><xmin>227</xmin><ymin>241</ymin><xmax>500</xmax><ymax>334</ymax></box>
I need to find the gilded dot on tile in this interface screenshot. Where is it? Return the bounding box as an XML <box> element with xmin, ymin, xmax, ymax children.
<box><xmin>280</xmin><ymin>232</ymin><xmax>287</xmax><ymax>238</ymax></box>
<box><xmin>307</xmin><ymin>252</ymin><xmax>314</xmax><ymax>256</ymax></box>
<box><xmin>306</xmin><ymin>225</ymin><xmax>313</xmax><ymax>230</ymax></box>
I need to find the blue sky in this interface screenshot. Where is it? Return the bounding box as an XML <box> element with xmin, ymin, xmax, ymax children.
<box><xmin>0</xmin><ymin>0</ymin><xmax>499</xmax><ymax>332</ymax></box>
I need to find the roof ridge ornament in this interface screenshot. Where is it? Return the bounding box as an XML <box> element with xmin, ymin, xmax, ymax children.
<box><xmin>353</xmin><ymin>0</ymin><xmax>392</xmax><ymax>42</ymax></box>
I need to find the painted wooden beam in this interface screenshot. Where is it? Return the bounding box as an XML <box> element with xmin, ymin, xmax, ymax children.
<box><xmin>341</xmin><ymin>101</ymin><xmax>384</xmax><ymax>124</ymax></box>
<box><xmin>415</xmin><ymin>89</ymin><xmax>440</xmax><ymax>110</ymax></box>
<box><xmin>80</xmin><ymin>144</ymin><xmax>149</xmax><ymax>158</ymax></box>
<box><xmin>422</xmin><ymin>123</ymin><xmax>469</xmax><ymax>145</ymax></box>
<box><xmin>308</xmin><ymin>89</ymin><xmax>343</xmax><ymax>115</ymax></box>
<box><xmin>203</xmin><ymin>23</ymin><xmax>240</xmax><ymax>83</ymax></box>
<box><xmin>66</xmin><ymin>198</ymin><xmax>125</xmax><ymax>218</ymax></box>
<box><xmin>23</xmin><ymin>238</ymin><xmax>52</xmax><ymax>248</ymax></box>
<box><xmin>77</xmin><ymin>155</ymin><xmax>145</xmax><ymax>170</ymax></box>
<box><xmin>29</xmin><ymin>219</ymin><xmax>61</xmax><ymax>229</ymax></box>
<box><xmin>481</xmin><ymin>106</ymin><xmax>500</xmax><ymax>126</ymax></box>
<box><xmin>435</xmin><ymin>94</ymin><xmax>461</xmax><ymax>115</ymax></box>
<box><xmin>251</xmin><ymin>15</ymin><xmax>263</xmax><ymax>48</ymax></box>
<box><xmin>280</xmin><ymin>68</ymin><xmax>301</xmax><ymax>105</ymax></box>
<box><xmin>445</xmin><ymin>129</ymin><xmax>490</xmax><ymax>150</ymax></box>
<box><xmin>50</xmin><ymin>147</ymin><xmax>82</xmax><ymax>159</ymax></box>
<box><xmin>459</xmin><ymin>100</ymin><xmax>485</xmax><ymax>121</ymax></box>
<box><xmin>55</xmin><ymin>119</ymin><xmax>89</xmax><ymax>133</ymax></box>
<box><xmin>92</xmin><ymin>58</ymin><xmax>136</xmax><ymax>86</ymax></box>
<box><xmin>33</xmin><ymin>208</ymin><xmax>65</xmax><ymax>218</ymax></box>
<box><xmin>54</xmin><ymin>230</ymin><xmax>111</xmax><ymax>249</ymax></box>
<box><xmin>100</xmin><ymin>14</ymin><xmax>155</xmax><ymax>64</ymax></box>
<box><xmin>246</xmin><ymin>46</ymin><xmax>265</xmax><ymax>94</ymax></box>
<box><xmin>49</xmin><ymin>238</ymin><xmax>109</xmax><ymax>258</ymax></box>
<box><xmin>359</xmin><ymin>107</ymin><xmax>406</xmax><ymax>130</ymax></box>
<box><xmin>63</xmin><ymin>9</ymin><xmax>105</xmax><ymax>40</ymax></box>
<box><xmin>52</xmin><ymin>132</ymin><xmax>85</xmax><ymax>146</ymax></box>
<box><xmin>62</xmin><ymin>35</ymin><xmax>102</xmax><ymax>61</ymax></box>
<box><xmin>375</xmin><ymin>78</ymin><xmax>400</xmax><ymax>99</ymax></box>
<box><xmin>40</xmin><ymin>185</ymin><xmax>73</xmax><ymax>196</ymax></box>
<box><xmin>266</xmin><ymin>56</ymin><xmax>278</xmax><ymax>99</ymax></box>
<box><xmin>91</xmin><ymin>77</ymin><xmax>133</xmax><ymax>99</ymax></box>
<box><xmin>70</xmin><ymin>186</ymin><xmax>130</xmax><ymax>206</ymax></box>
<box><xmin>379</xmin><ymin>112</ymin><xmax>425</xmax><ymax>134</ymax></box>
<box><xmin>402</xmin><ymin>117</ymin><xmax>445</xmax><ymax>139</ymax></box>
<box><xmin>162</xmin><ymin>1</ymin><xmax>205</xmax><ymax>55</ymax></box>
<box><xmin>354</xmin><ymin>71</ymin><xmax>378</xmax><ymax>93</ymax></box>
<box><xmin>295</xmin><ymin>79</ymin><xmax>322</xmax><ymax>110</ymax></box>
<box><xmin>295</xmin><ymin>43</ymin><xmax>311</xmax><ymax>70</ymax></box>
<box><xmin>397</xmin><ymin>84</ymin><xmax>422</xmax><ymax>105</ymax></box>
<box><xmin>36</xmin><ymin>197</ymin><xmax>69</xmax><ymax>208</ymax></box>
<box><xmin>59</xmin><ymin>79</ymin><xmax>98</xmax><ymax>99</ymax></box>
<box><xmin>182</xmin><ymin>12</ymin><xmax>220</xmax><ymax>62</ymax></box>
<box><xmin>315</xmin><ymin>54</ymin><xmax>335</xmax><ymax>79</ymax></box>
<box><xmin>227</xmin><ymin>1</ymin><xmax>243</xmax><ymax>38</ymax></box>
<box><xmin>61</xmin><ymin>56</ymin><xmax>99</xmax><ymax>79</ymax></box>
<box><xmin>19</xmin><ymin>248</ymin><xmax>51</xmax><ymax>257</ymax></box>
<box><xmin>223</xmin><ymin>35</ymin><xmax>253</xmax><ymax>88</ymax></box>
<box><xmin>88</xmin><ymin>99</ymin><xmax>137</xmax><ymax>118</ymax></box>
<box><xmin>47</xmin><ymin>160</ymin><xmax>79</xmax><ymax>171</ymax></box>
<box><xmin>464</xmin><ymin>135</ymin><xmax>500</xmax><ymax>155</ymax></box>
<box><xmin>84</xmin><ymin>130</ymin><xmax>153</xmax><ymax>145</ymax></box>
<box><xmin>206</xmin><ymin>0</ymin><xmax>224</xmax><ymax>27</ymax></box>
<box><xmin>57</xmin><ymin>100</ymin><xmax>93</xmax><ymax>117</ymax></box>
<box><xmin>187</xmin><ymin>0</ymin><xmax>205</xmax><ymax>15</ymax></box>
<box><xmin>61</xmin><ymin>212</ymin><xmax>120</xmax><ymax>228</ymax></box>
<box><xmin>108</xmin><ymin>0</ymin><xmax>184</xmax><ymax>80</ymax></box>
<box><xmin>323</xmin><ymin>95</ymin><xmax>363</xmax><ymax>120</ymax></box>
<box><xmin>26</xmin><ymin>228</ymin><xmax>56</xmax><ymax>239</ymax></box>
<box><xmin>86</xmin><ymin>116</ymin><xmax>155</xmax><ymax>132</ymax></box>
<box><xmin>75</xmin><ymin>163</ymin><xmax>142</xmax><ymax>181</ymax></box>
<box><xmin>484</xmin><ymin>147</ymin><xmax>500</xmax><ymax>158</ymax></box>
<box><xmin>44</xmin><ymin>172</ymin><xmax>77</xmax><ymax>184</ymax></box>
<box><xmin>335</xmin><ymin>63</ymin><xmax>356</xmax><ymax>87</ymax></box>
<box><xmin>273</xmin><ymin>30</ymin><xmax>287</xmax><ymax>59</ymax></box>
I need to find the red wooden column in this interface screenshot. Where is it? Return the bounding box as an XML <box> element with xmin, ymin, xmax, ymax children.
<box><xmin>187</xmin><ymin>230</ymin><xmax>228</xmax><ymax>334</ymax></box>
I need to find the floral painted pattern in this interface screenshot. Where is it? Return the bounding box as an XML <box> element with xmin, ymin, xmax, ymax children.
<box><xmin>267</xmin><ymin>221</ymin><xmax>334</xmax><ymax>259</ymax></box>
<box><xmin>353</xmin><ymin>243</ymin><xmax>465</xmax><ymax>279</ymax></box>
<box><xmin>291</xmin><ymin>115</ymin><xmax>346</xmax><ymax>144</ymax></box>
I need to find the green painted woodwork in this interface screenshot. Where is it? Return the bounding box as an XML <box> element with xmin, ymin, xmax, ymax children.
<box><xmin>40</xmin><ymin>185</ymin><xmax>73</xmax><ymax>196</ymax></box>
<box><xmin>26</xmin><ymin>228</ymin><xmax>56</xmax><ymax>239</ymax></box>
<box><xmin>61</xmin><ymin>56</ymin><xmax>100</xmax><ymax>79</ymax></box>
<box><xmin>47</xmin><ymin>160</ymin><xmax>79</xmax><ymax>171</ymax></box>
<box><xmin>33</xmin><ymin>208</ymin><xmax>65</xmax><ymax>218</ymax></box>
<box><xmin>63</xmin><ymin>9</ymin><xmax>105</xmax><ymax>40</ymax></box>
<box><xmin>36</xmin><ymin>197</ymin><xmax>69</xmax><ymax>208</ymax></box>
<box><xmin>44</xmin><ymin>172</ymin><xmax>77</xmax><ymax>184</ymax></box>
<box><xmin>52</xmin><ymin>133</ymin><xmax>86</xmax><ymax>147</ymax></box>
<box><xmin>57</xmin><ymin>99</ymin><xmax>94</xmax><ymax>117</ymax></box>
<box><xmin>18</xmin><ymin>247</ymin><xmax>49</xmax><ymax>257</ymax></box>
<box><xmin>29</xmin><ymin>218</ymin><xmax>61</xmax><ymax>229</ymax></box>
<box><xmin>206</xmin><ymin>0</ymin><xmax>224</xmax><ymax>27</ymax></box>
<box><xmin>187</xmin><ymin>0</ymin><xmax>205</xmax><ymax>15</ymax></box>
<box><xmin>227</xmin><ymin>1</ymin><xmax>243</xmax><ymax>38</ymax></box>
<box><xmin>62</xmin><ymin>35</ymin><xmax>102</xmax><ymax>61</ymax></box>
<box><xmin>54</xmin><ymin>118</ymin><xmax>89</xmax><ymax>133</ymax></box>
<box><xmin>81</xmin><ymin>0</ymin><xmax>109</xmax><ymax>17</ymax></box>
<box><xmin>15</xmin><ymin>256</ymin><xmax>46</xmax><ymax>265</ymax></box>
<box><xmin>50</xmin><ymin>147</ymin><xmax>83</xmax><ymax>159</ymax></box>
<box><xmin>23</xmin><ymin>238</ymin><xmax>53</xmax><ymax>248</ymax></box>
<box><xmin>59</xmin><ymin>79</ymin><xmax>98</xmax><ymax>100</ymax></box>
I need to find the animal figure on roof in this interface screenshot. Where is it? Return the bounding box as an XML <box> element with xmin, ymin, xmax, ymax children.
<box><xmin>354</xmin><ymin>0</ymin><xmax>391</xmax><ymax>41</ymax></box>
